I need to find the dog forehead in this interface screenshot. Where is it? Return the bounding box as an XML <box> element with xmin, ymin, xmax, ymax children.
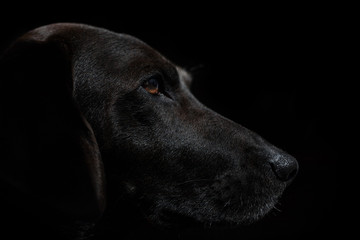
<box><xmin>85</xmin><ymin>27</ymin><xmax>167</xmax><ymax>63</ymax></box>
<box><xmin>57</xmin><ymin>26</ymin><xmax>183</xmax><ymax>94</ymax></box>
<box><xmin>111</xmin><ymin>34</ymin><xmax>170</xmax><ymax>67</ymax></box>
<box><xmin>94</xmin><ymin>33</ymin><xmax>192</xmax><ymax>90</ymax></box>
<box><xmin>26</xmin><ymin>23</ymin><xmax>185</xmax><ymax>90</ymax></box>
<box><xmin>26</xmin><ymin>23</ymin><xmax>167</xmax><ymax>65</ymax></box>
<box><xmin>80</xmin><ymin>30</ymin><xmax>172</xmax><ymax>72</ymax></box>
<box><xmin>102</xmin><ymin>32</ymin><xmax>161</xmax><ymax>58</ymax></box>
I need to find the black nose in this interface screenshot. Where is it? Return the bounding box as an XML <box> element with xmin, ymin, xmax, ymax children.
<box><xmin>269</xmin><ymin>154</ymin><xmax>298</xmax><ymax>182</ymax></box>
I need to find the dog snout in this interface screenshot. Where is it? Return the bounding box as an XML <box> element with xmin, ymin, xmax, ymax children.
<box><xmin>269</xmin><ymin>153</ymin><xmax>298</xmax><ymax>182</ymax></box>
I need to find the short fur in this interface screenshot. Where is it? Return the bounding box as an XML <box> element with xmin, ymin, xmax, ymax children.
<box><xmin>0</xmin><ymin>23</ymin><xmax>298</xmax><ymax>239</ymax></box>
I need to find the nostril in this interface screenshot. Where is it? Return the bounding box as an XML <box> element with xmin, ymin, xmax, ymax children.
<box><xmin>269</xmin><ymin>155</ymin><xmax>299</xmax><ymax>182</ymax></box>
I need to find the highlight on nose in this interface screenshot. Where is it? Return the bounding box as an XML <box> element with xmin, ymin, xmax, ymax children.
<box><xmin>269</xmin><ymin>154</ymin><xmax>299</xmax><ymax>182</ymax></box>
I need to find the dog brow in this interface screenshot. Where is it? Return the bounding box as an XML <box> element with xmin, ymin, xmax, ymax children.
<box><xmin>176</xmin><ymin>66</ymin><xmax>193</xmax><ymax>88</ymax></box>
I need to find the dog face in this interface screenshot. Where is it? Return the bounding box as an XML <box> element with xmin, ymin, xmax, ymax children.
<box><xmin>68</xmin><ymin>25</ymin><xmax>298</xmax><ymax>226</ymax></box>
<box><xmin>0</xmin><ymin>23</ymin><xmax>298</xmax><ymax>229</ymax></box>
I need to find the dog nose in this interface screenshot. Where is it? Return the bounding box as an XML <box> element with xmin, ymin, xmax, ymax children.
<box><xmin>269</xmin><ymin>154</ymin><xmax>298</xmax><ymax>182</ymax></box>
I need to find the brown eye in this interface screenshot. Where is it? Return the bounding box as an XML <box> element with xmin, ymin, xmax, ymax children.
<box><xmin>143</xmin><ymin>78</ymin><xmax>160</xmax><ymax>95</ymax></box>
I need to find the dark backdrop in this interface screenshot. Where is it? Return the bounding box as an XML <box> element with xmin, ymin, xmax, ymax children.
<box><xmin>0</xmin><ymin>7</ymin><xmax>339</xmax><ymax>239</ymax></box>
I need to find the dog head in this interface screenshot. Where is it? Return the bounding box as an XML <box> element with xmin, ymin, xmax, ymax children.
<box><xmin>0</xmin><ymin>23</ymin><xmax>298</xmax><ymax>229</ymax></box>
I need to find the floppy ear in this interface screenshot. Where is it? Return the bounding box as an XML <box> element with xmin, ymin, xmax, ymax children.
<box><xmin>0</xmin><ymin>24</ymin><xmax>105</xmax><ymax>223</ymax></box>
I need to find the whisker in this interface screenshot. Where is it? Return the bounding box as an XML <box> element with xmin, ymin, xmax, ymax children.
<box><xmin>176</xmin><ymin>178</ymin><xmax>211</xmax><ymax>186</ymax></box>
<box><xmin>273</xmin><ymin>205</ymin><xmax>282</xmax><ymax>212</ymax></box>
<box><xmin>224</xmin><ymin>199</ymin><xmax>232</xmax><ymax>208</ymax></box>
<box><xmin>187</xmin><ymin>64</ymin><xmax>205</xmax><ymax>74</ymax></box>
<box><xmin>204</xmin><ymin>221</ymin><xmax>213</xmax><ymax>229</ymax></box>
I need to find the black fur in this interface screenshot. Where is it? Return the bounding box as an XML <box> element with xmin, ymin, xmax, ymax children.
<box><xmin>0</xmin><ymin>23</ymin><xmax>298</xmax><ymax>239</ymax></box>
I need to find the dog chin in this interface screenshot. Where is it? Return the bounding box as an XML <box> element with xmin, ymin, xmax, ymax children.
<box><xmin>145</xmin><ymin>193</ymin><xmax>283</xmax><ymax>228</ymax></box>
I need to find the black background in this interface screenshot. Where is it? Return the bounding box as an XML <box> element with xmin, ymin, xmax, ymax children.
<box><xmin>0</xmin><ymin>5</ymin><xmax>339</xmax><ymax>239</ymax></box>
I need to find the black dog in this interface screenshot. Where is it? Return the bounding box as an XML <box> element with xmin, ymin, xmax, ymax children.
<box><xmin>0</xmin><ymin>23</ymin><xmax>298</xmax><ymax>239</ymax></box>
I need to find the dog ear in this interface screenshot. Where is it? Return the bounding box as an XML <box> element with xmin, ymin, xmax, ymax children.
<box><xmin>0</xmin><ymin>24</ymin><xmax>106</xmax><ymax>223</ymax></box>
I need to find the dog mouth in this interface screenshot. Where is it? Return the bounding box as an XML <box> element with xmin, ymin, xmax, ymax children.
<box><xmin>113</xmin><ymin>169</ymin><xmax>288</xmax><ymax>229</ymax></box>
<box><xmin>145</xmin><ymin>195</ymin><xmax>281</xmax><ymax>229</ymax></box>
<box><xmin>141</xmin><ymin>178</ymin><xmax>286</xmax><ymax>228</ymax></box>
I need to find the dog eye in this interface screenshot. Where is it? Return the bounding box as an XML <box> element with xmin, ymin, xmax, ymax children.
<box><xmin>143</xmin><ymin>77</ymin><xmax>160</xmax><ymax>95</ymax></box>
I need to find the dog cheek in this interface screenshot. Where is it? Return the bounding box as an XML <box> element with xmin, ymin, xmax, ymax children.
<box><xmin>206</xmin><ymin>172</ymin><xmax>283</xmax><ymax>221</ymax></box>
